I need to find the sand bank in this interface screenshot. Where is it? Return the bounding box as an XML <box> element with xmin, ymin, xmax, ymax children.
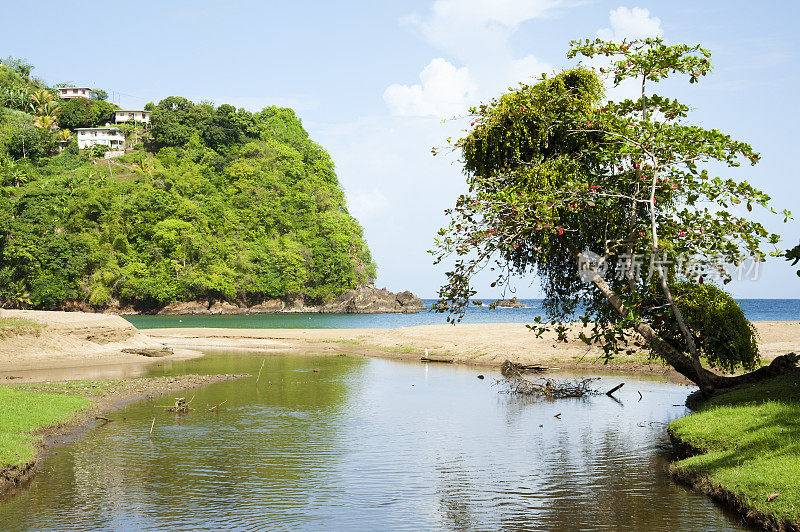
<box><xmin>1</xmin><ymin>309</ymin><xmax>798</xmax><ymax>379</ymax></box>
<box><xmin>0</xmin><ymin>310</ymin><xmax>202</xmax><ymax>374</ymax></box>
<box><xmin>146</xmin><ymin>321</ymin><xmax>800</xmax><ymax>378</ymax></box>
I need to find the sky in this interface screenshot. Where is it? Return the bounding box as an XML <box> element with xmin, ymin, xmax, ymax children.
<box><xmin>3</xmin><ymin>0</ymin><xmax>799</xmax><ymax>298</ymax></box>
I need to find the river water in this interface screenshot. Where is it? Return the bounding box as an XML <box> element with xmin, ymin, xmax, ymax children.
<box><xmin>0</xmin><ymin>352</ymin><xmax>751</xmax><ymax>531</ymax></box>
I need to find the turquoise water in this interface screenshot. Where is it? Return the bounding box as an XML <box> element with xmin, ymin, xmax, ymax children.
<box><xmin>125</xmin><ymin>299</ymin><xmax>800</xmax><ymax>329</ymax></box>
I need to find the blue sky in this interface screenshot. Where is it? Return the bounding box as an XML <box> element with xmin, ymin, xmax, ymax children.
<box><xmin>3</xmin><ymin>1</ymin><xmax>799</xmax><ymax>298</ymax></box>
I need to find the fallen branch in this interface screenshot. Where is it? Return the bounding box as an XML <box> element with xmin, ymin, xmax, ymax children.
<box><xmin>208</xmin><ymin>399</ymin><xmax>228</xmax><ymax>412</ymax></box>
<box><xmin>498</xmin><ymin>376</ymin><xmax>600</xmax><ymax>398</ymax></box>
<box><xmin>500</xmin><ymin>360</ymin><xmax>550</xmax><ymax>378</ymax></box>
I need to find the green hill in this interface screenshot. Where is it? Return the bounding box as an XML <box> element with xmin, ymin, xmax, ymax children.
<box><xmin>0</xmin><ymin>61</ymin><xmax>376</xmax><ymax>311</ymax></box>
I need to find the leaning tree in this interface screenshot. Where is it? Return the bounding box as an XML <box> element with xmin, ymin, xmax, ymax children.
<box><xmin>433</xmin><ymin>37</ymin><xmax>794</xmax><ymax>394</ymax></box>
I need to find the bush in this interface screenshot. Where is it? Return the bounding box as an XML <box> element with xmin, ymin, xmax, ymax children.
<box><xmin>89</xmin><ymin>144</ymin><xmax>110</xmax><ymax>158</ymax></box>
<box><xmin>655</xmin><ymin>283</ymin><xmax>759</xmax><ymax>372</ymax></box>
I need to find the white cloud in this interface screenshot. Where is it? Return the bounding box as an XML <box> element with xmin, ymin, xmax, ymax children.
<box><xmin>383</xmin><ymin>58</ymin><xmax>477</xmax><ymax>118</ymax></box>
<box><xmin>406</xmin><ymin>0</ymin><xmax>563</xmax><ymax>62</ymax></box>
<box><xmin>596</xmin><ymin>7</ymin><xmax>662</xmax><ymax>42</ymax></box>
<box><xmin>386</xmin><ymin>0</ymin><xmax>556</xmax><ymax>117</ymax></box>
<box><xmin>591</xmin><ymin>7</ymin><xmax>663</xmax><ymax>103</ymax></box>
<box><xmin>347</xmin><ymin>189</ymin><xmax>392</xmax><ymax>222</ymax></box>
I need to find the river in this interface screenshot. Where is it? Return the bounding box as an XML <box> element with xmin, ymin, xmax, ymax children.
<box><xmin>0</xmin><ymin>352</ymin><xmax>751</xmax><ymax>531</ymax></box>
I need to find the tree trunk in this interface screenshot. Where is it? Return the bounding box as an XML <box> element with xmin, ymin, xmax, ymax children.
<box><xmin>585</xmin><ymin>260</ymin><xmax>797</xmax><ymax>395</ymax></box>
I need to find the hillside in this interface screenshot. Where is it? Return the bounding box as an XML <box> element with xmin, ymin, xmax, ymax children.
<box><xmin>0</xmin><ymin>60</ymin><xmax>377</xmax><ymax>312</ymax></box>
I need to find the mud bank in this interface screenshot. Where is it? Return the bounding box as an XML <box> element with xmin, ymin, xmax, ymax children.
<box><xmin>0</xmin><ymin>373</ymin><xmax>248</xmax><ymax>500</ymax></box>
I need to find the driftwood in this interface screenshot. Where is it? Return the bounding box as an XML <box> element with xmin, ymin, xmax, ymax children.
<box><xmin>420</xmin><ymin>355</ymin><xmax>453</xmax><ymax>363</ymax></box>
<box><xmin>605</xmin><ymin>383</ymin><xmax>625</xmax><ymax>397</ymax></box>
<box><xmin>121</xmin><ymin>347</ymin><xmax>174</xmax><ymax>358</ymax></box>
<box><xmin>207</xmin><ymin>400</ymin><xmax>228</xmax><ymax>412</ymax></box>
<box><xmin>158</xmin><ymin>396</ymin><xmax>195</xmax><ymax>413</ymax></box>
<box><xmin>499</xmin><ymin>376</ymin><xmax>600</xmax><ymax>398</ymax></box>
<box><xmin>500</xmin><ymin>360</ymin><xmax>550</xmax><ymax>378</ymax></box>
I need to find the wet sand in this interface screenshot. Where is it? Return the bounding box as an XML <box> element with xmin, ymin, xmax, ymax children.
<box><xmin>0</xmin><ymin>310</ymin><xmax>202</xmax><ymax>374</ymax></box>
<box><xmin>1</xmin><ymin>309</ymin><xmax>798</xmax><ymax>380</ymax></box>
<box><xmin>146</xmin><ymin>321</ymin><xmax>800</xmax><ymax>379</ymax></box>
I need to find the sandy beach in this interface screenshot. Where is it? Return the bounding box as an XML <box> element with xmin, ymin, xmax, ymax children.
<box><xmin>1</xmin><ymin>310</ymin><xmax>799</xmax><ymax>380</ymax></box>
<box><xmin>0</xmin><ymin>310</ymin><xmax>203</xmax><ymax>379</ymax></box>
<box><xmin>144</xmin><ymin>321</ymin><xmax>800</xmax><ymax>377</ymax></box>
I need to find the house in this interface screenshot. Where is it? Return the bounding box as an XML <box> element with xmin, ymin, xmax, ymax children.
<box><xmin>76</xmin><ymin>125</ymin><xmax>125</xmax><ymax>150</ymax></box>
<box><xmin>58</xmin><ymin>87</ymin><xmax>93</xmax><ymax>99</ymax></box>
<box><xmin>113</xmin><ymin>110</ymin><xmax>151</xmax><ymax>123</ymax></box>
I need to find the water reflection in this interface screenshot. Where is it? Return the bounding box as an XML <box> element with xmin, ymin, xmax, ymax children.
<box><xmin>0</xmin><ymin>353</ymin><xmax>751</xmax><ymax>531</ymax></box>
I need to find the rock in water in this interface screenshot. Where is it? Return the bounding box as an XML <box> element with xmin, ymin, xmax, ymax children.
<box><xmin>321</xmin><ymin>287</ymin><xmax>425</xmax><ymax>314</ymax></box>
<box><xmin>492</xmin><ymin>297</ymin><xmax>525</xmax><ymax>308</ymax></box>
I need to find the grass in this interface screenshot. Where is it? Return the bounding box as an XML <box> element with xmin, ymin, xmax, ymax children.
<box><xmin>0</xmin><ymin>317</ymin><xmax>41</xmax><ymax>338</ymax></box>
<box><xmin>14</xmin><ymin>379</ymin><xmax>127</xmax><ymax>397</ymax></box>
<box><xmin>0</xmin><ymin>386</ymin><xmax>91</xmax><ymax>467</ymax></box>
<box><xmin>669</xmin><ymin>371</ymin><xmax>800</xmax><ymax>526</ymax></box>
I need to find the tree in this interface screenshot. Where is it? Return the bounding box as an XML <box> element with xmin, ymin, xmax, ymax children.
<box><xmin>57</xmin><ymin>97</ymin><xmax>114</xmax><ymax>130</ymax></box>
<box><xmin>91</xmin><ymin>89</ymin><xmax>108</xmax><ymax>101</ymax></box>
<box><xmin>786</xmin><ymin>244</ymin><xmax>800</xmax><ymax>277</ymax></box>
<box><xmin>433</xmin><ymin>37</ymin><xmax>794</xmax><ymax>394</ymax></box>
<box><xmin>1</xmin><ymin>57</ymin><xmax>33</xmax><ymax>78</ymax></box>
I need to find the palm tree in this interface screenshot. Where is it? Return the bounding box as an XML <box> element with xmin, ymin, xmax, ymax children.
<box><xmin>34</xmin><ymin>114</ymin><xmax>56</xmax><ymax>130</ymax></box>
<box><xmin>30</xmin><ymin>89</ymin><xmax>53</xmax><ymax>108</ymax></box>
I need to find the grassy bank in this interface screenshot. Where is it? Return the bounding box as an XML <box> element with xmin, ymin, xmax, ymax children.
<box><xmin>0</xmin><ymin>374</ymin><xmax>246</xmax><ymax>498</ymax></box>
<box><xmin>669</xmin><ymin>371</ymin><xmax>800</xmax><ymax>530</ymax></box>
<box><xmin>0</xmin><ymin>386</ymin><xmax>90</xmax><ymax>467</ymax></box>
<box><xmin>0</xmin><ymin>317</ymin><xmax>41</xmax><ymax>338</ymax></box>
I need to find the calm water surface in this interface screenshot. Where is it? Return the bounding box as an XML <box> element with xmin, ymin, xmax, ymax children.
<box><xmin>125</xmin><ymin>298</ymin><xmax>800</xmax><ymax>329</ymax></box>
<box><xmin>0</xmin><ymin>353</ymin><xmax>751</xmax><ymax>531</ymax></box>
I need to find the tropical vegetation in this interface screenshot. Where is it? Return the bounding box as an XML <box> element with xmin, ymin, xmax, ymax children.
<box><xmin>433</xmin><ymin>37</ymin><xmax>793</xmax><ymax>392</ymax></box>
<box><xmin>0</xmin><ymin>58</ymin><xmax>375</xmax><ymax>311</ymax></box>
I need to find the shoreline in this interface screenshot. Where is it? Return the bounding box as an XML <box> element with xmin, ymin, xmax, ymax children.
<box><xmin>2</xmin><ymin>310</ymin><xmax>799</xmax><ymax>526</ymax></box>
<box><xmin>667</xmin><ymin>370</ymin><xmax>800</xmax><ymax>531</ymax></box>
<box><xmin>0</xmin><ymin>374</ymin><xmax>249</xmax><ymax>501</ymax></box>
<box><xmin>144</xmin><ymin>320</ymin><xmax>800</xmax><ymax>382</ymax></box>
<box><xmin>668</xmin><ymin>434</ymin><xmax>786</xmax><ymax>531</ymax></box>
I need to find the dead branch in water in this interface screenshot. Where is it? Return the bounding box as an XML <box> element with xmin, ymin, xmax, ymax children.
<box><xmin>498</xmin><ymin>376</ymin><xmax>600</xmax><ymax>398</ymax></box>
<box><xmin>207</xmin><ymin>399</ymin><xmax>228</xmax><ymax>412</ymax></box>
<box><xmin>500</xmin><ymin>360</ymin><xmax>550</xmax><ymax>378</ymax></box>
<box><xmin>156</xmin><ymin>397</ymin><xmax>195</xmax><ymax>413</ymax></box>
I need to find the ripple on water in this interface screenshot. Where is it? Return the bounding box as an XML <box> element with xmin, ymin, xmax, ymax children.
<box><xmin>0</xmin><ymin>354</ymin><xmax>751</xmax><ymax>531</ymax></box>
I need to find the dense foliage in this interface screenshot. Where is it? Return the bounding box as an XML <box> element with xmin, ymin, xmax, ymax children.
<box><xmin>0</xmin><ymin>64</ymin><xmax>375</xmax><ymax>309</ymax></box>
<box><xmin>57</xmin><ymin>97</ymin><xmax>116</xmax><ymax>130</ymax></box>
<box><xmin>433</xmin><ymin>38</ymin><xmax>788</xmax><ymax>388</ymax></box>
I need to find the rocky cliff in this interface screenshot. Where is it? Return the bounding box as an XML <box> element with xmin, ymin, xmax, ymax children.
<box><xmin>492</xmin><ymin>297</ymin><xmax>525</xmax><ymax>308</ymax></box>
<box><xmin>156</xmin><ymin>287</ymin><xmax>425</xmax><ymax>315</ymax></box>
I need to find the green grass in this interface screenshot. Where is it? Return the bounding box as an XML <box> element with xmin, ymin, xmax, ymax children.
<box><xmin>0</xmin><ymin>317</ymin><xmax>41</xmax><ymax>338</ymax></box>
<box><xmin>14</xmin><ymin>379</ymin><xmax>125</xmax><ymax>397</ymax></box>
<box><xmin>669</xmin><ymin>372</ymin><xmax>800</xmax><ymax>526</ymax></box>
<box><xmin>0</xmin><ymin>386</ymin><xmax>90</xmax><ymax>467</ymax></box>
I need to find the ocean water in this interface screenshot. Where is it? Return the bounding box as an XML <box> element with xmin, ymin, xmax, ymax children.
<box><xmin>124</xmin><ymin>299</ymin><xmax>800</xmax><ymax>330</ymax></box>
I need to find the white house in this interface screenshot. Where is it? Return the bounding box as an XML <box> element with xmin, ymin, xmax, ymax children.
<box><xmin>58</xmin><ymin>87</ymin><xmax>93</xmax><ymax>99</ymax></box>
<box><xmin>113</xmin><ymin>110</ymin><xmax>151</xmax><ymax>123</ymax></box>
<box><xmin>76</xmin><ymin>126</ymin><xmax>125</xmax><ymax>150</ymax></box>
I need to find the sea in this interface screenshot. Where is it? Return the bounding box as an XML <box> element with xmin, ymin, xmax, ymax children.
<box><xmin>124</xmin><ymin>299</ymin><xmax>800</xmax><ymax>329</ymax></box>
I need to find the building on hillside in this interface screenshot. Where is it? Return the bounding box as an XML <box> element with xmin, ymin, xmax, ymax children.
<box><xmin>76</xmin><ymin>126</ymin><xmax>125</xmax><ymax>150</ymax></box>
<box><xmin>113</xmin><ymin>110</ymin><xmax>151</xmax><ymax>123</ymax></box>
<box><xmin>58</xmin><ymin>87</ymin><xmax>93</xmax><ymax>99</ymax></box>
